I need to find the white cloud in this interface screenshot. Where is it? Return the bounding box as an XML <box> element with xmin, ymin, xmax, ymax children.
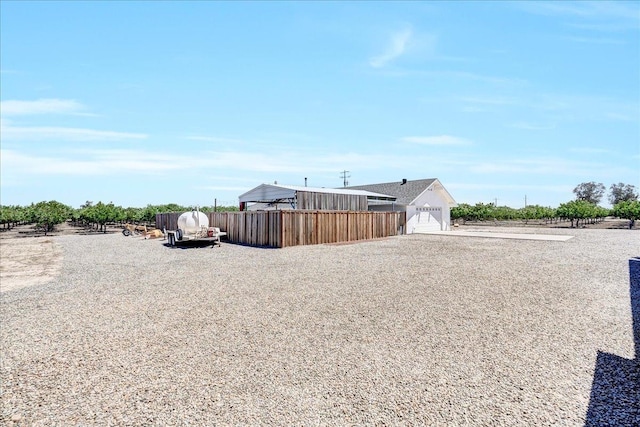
<box><xmin>0</xmin><ymin>148</ymin><xmax>338</xmax><ymax>178</ymax></box>
<box><xmin>1</xmin><ymin>99</ymin><xmax>143</xmax><ymax>141</ymax></box>
<box><xmin>467</xmin><ymin>157</ymin><xmax>604</xmax><ymax>176</ymax></box>
<box><xmin>1</xmin><ymin>98</ymin><xmax>87</xmax><ymax>115</ymax></box>
<box><xmin>520</xmin><ymin>1</ymin><xmax>640</xmax><ymax>20</ymax></box>
<box><xmin>603</xmin><ymin>112</ymin><xmax>636</xmax><ymax>122</ymax></box>
<box><xmin>369</xmin><ymin>27</ymin><xmax>413</xmax><ymax>68</ymax></box>
<box><xmin>459</xmin><ymin>96</ymin><xmax>519</xmax><ymax>113</ymax></box>
<box><xmin>1</xmin><ymin>149</ymin><xmax>98</xmax><ymax>176</ymax></box>
<box><xmin>1</xmin><ymin>149</ymin><xmax>176</xmax><ymax>176</ymax></box>
<box><xmin>569</xmin><ymin>147</ymin><xmax>612</xmax><ymax>154</ymax></box>
<box><xmin>186</xmin><ymin>136</ymin><xmax>245</xmax><ymax>144</ymax></box>
<box><xmin>518</xmin><ymin>1</ymin><xmax>640</xmax><ymax>31</ymax></box>
<box><xmin>508</xmin><ymin>122</ymin><xmax>556</xmax><ymax>130</ymax></box>
<box><xmin>401</xmin><ymin>135</ymin><xmax>472</xmax><ymax>146</ymax></box>
<box><xmin>1</xmin><ymin>123</ymin><xmax>147</xmax><ymax>141</ymax></box>
<box><xmin>441</xmin><ymin>71</ymin><xmax>527</xmax><ymax>86</ymax></box>
<box><xmin>199</xmin><ymin>174</ymin><xmax>273</xmax><ymax>184</ymax></box>
<box><xmin>461</xmin><ymin>106</ymin><xmax>488</xmax><ymax>113</ymax></box>
<box><xmin>457</xmin><ymin>93</ymin><xmax>638</xmax><ymax>123</ymax></box>
<box><xmin>1</xmin><ymin>146</ymin><xmax>448</xmax><ymax>182</ymax></box>
<box><xmin>196</xmin><ymin>185</ymin><xmax>256</xmax><ymax>192</ymax></box>
<box><xmin>448</xmin><ymin>182</ymin><xmax>573</xmax><ymax>193</ymax></box>
<box><xmin>520</xmin><ymin>2</ymin><xmax>600</xmax><ymax>18</ymax></box>
<box><xmin>470</xmin><ymin>162</ymin><xmax>530</xmax><ymax>174</ymax></box>
<box><xmin>459</xmin><ymin>96</ymin><xmax>517</xmax><ymax>106</ymax></box>
<box><xmin>565</xmin><ymin>36</ymin><xmax>626</xmax><ymax>45</ymax></box>
<box><xmin>374</xmin><ymin>69</ymin><xmax>526</xmax><ymax>85</ymax></box>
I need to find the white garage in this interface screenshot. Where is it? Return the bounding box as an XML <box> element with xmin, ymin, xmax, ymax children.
<box><xmin>347</xmin><ymin>178</ymin><xmax>457</xmax><ymax>233</ymax></box>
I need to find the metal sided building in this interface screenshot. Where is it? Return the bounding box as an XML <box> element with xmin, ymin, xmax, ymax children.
<box><xmin>238</xmin><ymin>183</ymin><xmax>396</xmax><ymax>211</ymax></box>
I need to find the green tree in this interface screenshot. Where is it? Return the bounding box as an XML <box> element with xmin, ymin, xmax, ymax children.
<box><xmin>69</xmin><ymin>208</ymin><xmax>82</xmax><ymax>227</ymax></box>
<box><xmin>608</xmin><ymin>183</ymin><xmax>638</xmax><ymax>206</ymax></box>
<box><xmin>492</xmin><ymin>205</ymin><xmax>517</xmax><ymax>221</ymax></box>
<box><xmin>612</xmin><ymin>200</ymin><xmax>640</xmax><ymax>224</ymax></box>
<box><xmin>573</xmin><ymin>182</ymin><xmax>606</xmax><ymax>204</ymax></box>
<box><xmin>123</xmin><ymin>207</ymin><xmax>144</xmax><ymax>224</ymax></box>
<box><xmin>31</xmin><ymin>200</ymin><xmax>72</xmax><ymax>235</ymax></box>
<box><xmin>202</xmin><ymin>205</ymin><xmax>240</xmax><ymax>213</ymax></box>
<box><xmin>556</xmin><ymin>200</ymin><xmax>596</xmax><ymax>228</ymax></box>
<box><xmin>451</xmin><ymin>203</ymin><xmax>472</xmax><ymax>223</ymax></box>
<box><xmin>472</xmin><ymin>202</ymin><xmax>492</xmax><ymax>221</ymax></box>
<box><xmin>0</xmin><ymin>205</ymin><xmax>29</xmax><ymax>229</ymax></box>
<box><xmin>81</xmin><ymin>202</ymin><xmax>125</xmax><ymax>233</ymax></box>
<box><xmin>163</xmin><ymin>203</ymin><xmax>188</xmax><ymax>213</ymax></box>
<box><xmin>519</xmin><ymin>205</ymin><xmax>554</xmax><ymax>223</ymax></box>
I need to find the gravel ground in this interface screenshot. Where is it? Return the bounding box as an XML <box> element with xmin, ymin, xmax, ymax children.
<box><xmin>1</xmin><ymin>228</ymin><xmax>638</xmax><ymax>426</ymax></box>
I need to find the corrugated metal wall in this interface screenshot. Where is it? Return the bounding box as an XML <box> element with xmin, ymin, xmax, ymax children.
<box><xmin>296</xmin><ymin>191</ymin><xmax>368</xmax><ymax>211</ymax></box>
<box><xmin>156</xmin><ymin>210</ymin><xmax>405</xmax><ymax>248</ymax></box>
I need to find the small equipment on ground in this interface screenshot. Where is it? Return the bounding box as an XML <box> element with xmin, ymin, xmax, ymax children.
<box><xmin>122</xmin><ymin>223</ymin><xmax>152</xmax><ymax>237</ymax></box>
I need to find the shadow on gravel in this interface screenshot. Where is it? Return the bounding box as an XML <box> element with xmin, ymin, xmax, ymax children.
<box><xmin>584</xmin><ymin>258</ymin><xmax>640</xmax><ymax>426</ymax></box>
<box><xmin>164</xmin><ymin>241</ymin><xmax>223</xmax><ymax>249</ymax></box>
<box><xmin>163</xmin><ymin>240</ymin><xmax>279</xmax><ymax>250</ymax></box>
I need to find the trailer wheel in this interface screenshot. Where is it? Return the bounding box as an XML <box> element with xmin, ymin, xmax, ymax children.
<box><xmin>176</xmin><ymin>229</ymin><xmax>183</xmax><ymax>241</ymax></box>
<box><xmin>122</xmin><ymin>229</ymin><xmax>131</xmax><ymax>236</ymax></box>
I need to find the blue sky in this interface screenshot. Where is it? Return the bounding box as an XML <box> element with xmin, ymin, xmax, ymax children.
<box><xmin>1</xmin><ymin>1</ymin><xmax>638</xmax><ymax>209</ymax></box>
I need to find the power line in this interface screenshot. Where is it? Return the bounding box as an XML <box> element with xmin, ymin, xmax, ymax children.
<box><xmin>340</xmin><ymin>170</ymin><xmax>350</xmax><ymax>187</ymax></box>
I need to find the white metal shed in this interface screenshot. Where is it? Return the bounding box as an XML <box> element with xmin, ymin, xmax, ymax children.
<box><xmin>238</xmin><ymin>183</ymin><xmax>396</xmax><ymax>210</ymax></box>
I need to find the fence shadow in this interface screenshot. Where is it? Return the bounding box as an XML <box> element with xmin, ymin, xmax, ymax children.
<box><xmin>584</xmin><ymin>258</ymin><xmax>640</xmax><ymax>426</ymax></box>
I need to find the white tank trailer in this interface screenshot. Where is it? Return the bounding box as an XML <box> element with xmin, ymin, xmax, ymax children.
<box><xmin>166</xmin><ymin>208</ymin><xmax>227</xmax><ymax>247</ymax></box>
<box><xmin>177</xmin><ymin>210</ymin><xmax>209</xmax><ymax>234</ymax></box>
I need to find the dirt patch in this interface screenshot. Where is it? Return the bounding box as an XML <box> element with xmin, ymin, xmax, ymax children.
<box><xmin>0</xmin><ymin>237</ymin><xmax>63</xmax><ymax>293</ymax></box>
<box><xmin>0</xmin><ymin>221</ymin><xmax>125</xmax><ymax>240</ymax></box>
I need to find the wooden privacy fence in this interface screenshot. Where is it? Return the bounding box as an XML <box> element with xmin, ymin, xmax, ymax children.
<box><xmin>156</xmin><ymin>211</ymin><xmax>406</xmax><ymax>248</ymax></box>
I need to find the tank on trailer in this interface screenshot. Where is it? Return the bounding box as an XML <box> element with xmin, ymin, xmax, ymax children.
<box><xmin>166</xmin><ymin>208</ymin><xmax>227</xmax><ymax>247</ymax></box>
<box><xmin>177</xmin><ymin>210</ymin><xmax>209</xmax><ymax>235</ymax></box>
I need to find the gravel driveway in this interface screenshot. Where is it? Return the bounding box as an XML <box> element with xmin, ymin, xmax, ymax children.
<box><xmin>1</xmin><ymin>227</ymin><xmax>638</xmax><ymax>425</ymax></box>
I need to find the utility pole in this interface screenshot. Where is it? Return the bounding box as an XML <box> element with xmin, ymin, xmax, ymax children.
<box><xmin>340</xmin><ymin>170</ymin><xmax>350</xmax><ymax>187</ymax></box>
<box><xmin>524</xmin><ymin>195</ymin><xmax>527</xmax><ymax>208</ymax></box>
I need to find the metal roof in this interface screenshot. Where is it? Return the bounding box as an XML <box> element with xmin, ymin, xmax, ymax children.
<box><xmin>346</xmin><ymin>178</ymin><xmax>456</xmax><ymax>206</ymax></box>
<box><xmin>239</xmin><ymin>183</ymin><xmax>396</xmax><ymax>203</ymax></box>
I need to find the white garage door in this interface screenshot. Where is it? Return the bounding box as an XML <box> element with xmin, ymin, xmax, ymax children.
<box><xmin>412</xmin><ymin>207</ymin><xmax>442</xmax><ymax>233</ymax></box>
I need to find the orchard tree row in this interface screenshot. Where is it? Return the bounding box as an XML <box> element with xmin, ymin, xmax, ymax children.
<box><xmin>451</xmin><ymin>182</ymin><xmax>639</xmax><ymax>227</ymax></box>
<box><xmin>452</xmin><ymin>203</ymin><xmax>560</xmax><ymax>224</ymax></box>
<box><xmin>1</xmin><ymin>182</ymin><xmax>638</xmax><ymax>234</ymax></box>
<box><xmin>0</xmin><ymin>202</ymin><xmax>239</xmax><ymax>235</ymax></box>
<box><xmin>451</xmin><ymin>200</ymin><xmax>639</xmax><ymax>227</ymax></box>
